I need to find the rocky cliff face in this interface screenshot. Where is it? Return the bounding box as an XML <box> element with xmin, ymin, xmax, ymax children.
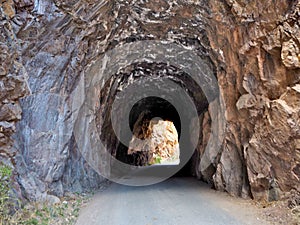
<box><xmin>205</xmin><ymin>0</ymin><xmax>300</xmax><ymax>200</ymax></box>
<box><xmin>0</xmin><ymin>0</ymin><xmax>299</xmax><ymax>202</ymax></box>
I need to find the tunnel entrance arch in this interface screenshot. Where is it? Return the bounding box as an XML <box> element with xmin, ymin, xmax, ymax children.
<box><xmin>97</xmin><ymin>62</ymin><xmax>212</xmax><ymax>178</ymax></box>
<box><xmin>72</xmin><ymin>40</ymin><xmax>225</xmax><ymax>186</ymax></box>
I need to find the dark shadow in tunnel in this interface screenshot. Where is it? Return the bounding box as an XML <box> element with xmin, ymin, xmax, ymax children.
<box><xmin>173</xmin><ymin>159</ymin><xmax>194</xmax><ymax>177</ymax></box>
<box><xmin>115</xmin><ymin>96</ymin><xmax>203</xmax><ymax>178</ymax></box>
<box><xmin>129</xmin><ymin>96</ymin><xmax>181</xmax><ymax>137</ymax></box>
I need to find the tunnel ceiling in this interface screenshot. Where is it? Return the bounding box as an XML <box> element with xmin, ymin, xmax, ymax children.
<box><xmin>129</xmin><ymin>96</ymin><xmax>181</xmax><ymax>136</ymax></box>
<box><xmin>96</xmin><ymin>62</ymin><xmax>210</xmax><ymax>167</ymax></box>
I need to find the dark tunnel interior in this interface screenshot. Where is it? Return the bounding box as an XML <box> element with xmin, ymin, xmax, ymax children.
<box><xmin>116</xmin><ymin>96</ymin><xmax>198</xmax><ymax>177</ymax></box>
<box><xmin>97</xmin><ymin>62</ymin><xmax>211</xmax><ymax>179</ymax></box>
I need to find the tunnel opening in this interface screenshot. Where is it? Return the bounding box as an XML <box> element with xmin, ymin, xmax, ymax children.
<box><xmin>116</xmin><ymin>96</ymin><xmax>181</xmax><ymax>166</ymax></box>
<box><xmin>97</xmin><ymin>62</ymin><xmax>212</xmax><ymax>180</ymax></box>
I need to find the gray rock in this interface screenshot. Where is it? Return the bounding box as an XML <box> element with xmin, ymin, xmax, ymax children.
<box><xmin>0</xmin><ymin>0</ymin><xmax>299</xmax><ymax>202</ymax></box>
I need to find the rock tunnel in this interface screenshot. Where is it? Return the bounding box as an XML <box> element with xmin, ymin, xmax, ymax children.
<box><xmin>72</xmin><ymin>42</ymin><xmax>222</xmax><ymax>186</ymax></box>
<box><xmin>4</xmin><ymin>0</ymin><xmax>299</xmax><ymax>202</ymax></box>
<box><xmin>118</xmin><ymin>95</ymin><xmax>182</xmax><ymax>166</ymax></box>
<box><xmin>97</xmin><ymin>61</ymin><xmax>211</xmax><ymax>179</ymax></box>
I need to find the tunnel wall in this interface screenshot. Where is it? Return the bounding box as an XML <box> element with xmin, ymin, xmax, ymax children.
<box><xmin>0</xmin><ymin>0</ymin><xmax>299</xmax><ymax>201</ymax></box>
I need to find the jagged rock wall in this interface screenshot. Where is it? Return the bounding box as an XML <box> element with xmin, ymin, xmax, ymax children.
<box><xmin>204</xmin><ymin>0</ymin><xmax>300</xmax><ymax>200</ymax></box>
<box><xmin>0</xmin><ymin>3</ymin><xmax>29</xmax><ymax>165</ymax></box>
<box><xmin>0</xmin><ymin>0</ymin><xmax>299</xmax><ymax>201</ymax></box>
<box><xmin>1</xmin><ymin>0</ymin><xmax>105</xmax><ymax>201</ymax></box>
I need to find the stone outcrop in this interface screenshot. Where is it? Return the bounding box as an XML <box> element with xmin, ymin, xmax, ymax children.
<box><xmin>128</xmin><ymin>117</ymin><xmax>180</xmax><ymax>165</ymax></box>
<box><xmin>0</xmin><ymin>0</ymin><xmax>299</xmax><ymax>202</ymax></box>
<box><xmin>202</xmin><ymin>0</ymin><xmax>300</xmax><ymax>200</ymax></box>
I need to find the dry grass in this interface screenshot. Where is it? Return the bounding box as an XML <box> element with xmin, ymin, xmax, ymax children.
<box><xmin>5</xmin><ymin>194</ymin><xmax>91</xmax><ymax>225</ymax></box>
<box><xmin>0</xmin><ymin>163</ymin><xmax>92</xmax><ymax>225</ymax></box>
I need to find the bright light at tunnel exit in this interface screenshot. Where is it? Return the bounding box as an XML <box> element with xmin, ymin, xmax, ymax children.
<box><xmin>128</xmin><ymin>117</ymin><xmax>180</xmax><ymax>166</ymax></box>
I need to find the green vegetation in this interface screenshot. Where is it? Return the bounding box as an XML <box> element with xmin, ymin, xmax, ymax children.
<box><xmin>154</xmin><ymin>156</ymin><xmax>162</xmax><ymax>164</ymax></box>
<box><xmin>0</xmin><ymin>164</ymin><xmax>13</xmax><ymax>223</ymax></box>
<box><xmin>0</xmin><ymin>163</ymin><xmax>90</xmax><ymax>225</ymax></box>
<box><xmin>8</xmin><ymin>197</ymin><xmax>85</xmax><ymax>225</ymax></box>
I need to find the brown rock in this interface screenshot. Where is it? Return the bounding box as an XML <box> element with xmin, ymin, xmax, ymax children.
<box><xmin>281</xmin><ymin>39</ymin><xmax>300</xmax><ymax>69</ymax></box>
<box><xmin>0</xmin><ymin>103</ymin><xmax>22</xmax><ymax>121</ymax></box>
<box><xmin>1</xmin><ymin>0</ymin><xmax>15</xmax><ymax>18</ymax></box>
<box><xmin>128</xmin><ymin>118</ymin><xmax>180</xmax><ymax>165</ymax></box>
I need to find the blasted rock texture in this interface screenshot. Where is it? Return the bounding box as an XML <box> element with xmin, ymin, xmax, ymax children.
<box><xmin>0</xmin><ymin>0</ymin><xmax>299</xmax><ymax>202</ymax></box>
<box><xmin>0</xmin><ymin>0</ymin><xmax>105</xmax><ymax>201</ymax></box>
<box><xmin>204</xmin><ymin>0</ymin><xmax>300</xmax><ymax>201</ymax></box>
<box><xmin>0</xmin><ymin>4</ymin><xmax>29</xmax><ymax>163</ymax></box>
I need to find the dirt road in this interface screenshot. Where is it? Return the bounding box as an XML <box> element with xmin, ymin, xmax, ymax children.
<box><xmin>76</xmin><ymin>178</ymin><xmax>269</xmax><ymax>225</ymax></box>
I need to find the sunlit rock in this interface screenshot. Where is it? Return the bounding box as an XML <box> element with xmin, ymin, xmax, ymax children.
<box><xmin>128</xmin><ymin>118</ymin><xmax>180</xmax><ymax>166</ymax></box>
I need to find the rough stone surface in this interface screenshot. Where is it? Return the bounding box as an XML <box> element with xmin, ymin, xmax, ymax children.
<box><xmin>0</xmin><ymin>0</ymin><xmax>299</xmax><ymax>202</ymax></box>
<box><xmin>0</xmin><ymin>3</ymin><xmax>29</xmax><ymax>163</ymax></box>
<box><xmin>128</xmin><ymin>117</ymin><xmax>180</xmax><ymax>165</ymax></box>
<box><xmin>205</xmin><ymin>0</ymin><xmax>300</xmax><ymax>200</ymax></box>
